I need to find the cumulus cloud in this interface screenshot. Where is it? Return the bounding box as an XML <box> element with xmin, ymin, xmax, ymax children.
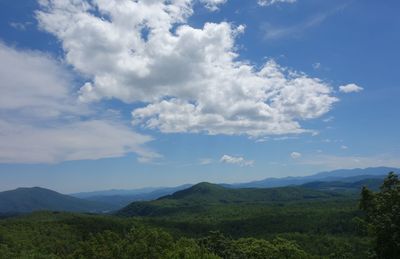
<box><xmin>0</xmin><ymin>43</ymin><xmax>158</xmax><ymax>163</ymax></box>
<box><xmin>258</xmin><ymin>0</ymin><xmax>296</xmax><ymax>7</ymax></box>
<box><xmin>0</xmin><ymin>42</ymin><xmax>84</xmax><ymax>119</ymax></box>
<box><xmin>290</xmin><ymin>152</ymin><xmax>302</xmax><ymax>159</ymax></box>
<box><xmin>339</xmin><ymin>83</ymin><xmax>364</xmax><ymax>93</ymax></box>
<box><xmin>220</xmin><ymin>155</ymin><xmax>254</xmax><ymax>167</ymax></box>
<box><xmin>37</xmin><ymin>0</ymin><xmax>342</xmax><ymax>137</ymax></box>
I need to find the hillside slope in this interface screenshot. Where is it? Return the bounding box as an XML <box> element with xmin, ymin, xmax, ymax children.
<box><xmin>117</xmin><ymin>182</ymin><xmax>343</xmax><ymax>217</ymax></box>
<box><xmin>0</xmin><ymin>187</ymin><xmax>111</xmax><ymax>213</ymax></box>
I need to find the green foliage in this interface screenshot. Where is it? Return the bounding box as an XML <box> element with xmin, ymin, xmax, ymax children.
<box><xmin>360</xmin><ymin>172</ymin><xmax>400</xmax><ymax>258</ymax></box>
<box><xmin>0</xmin><ymin>213</ymin><xmax>217</xmax><ymax>259</ymax></box>
<box><xmin>73</xmin><ymin>231</ymin><xmax>124</xmax><ymax>258</ymax></box>
<box><xmin>277</xmin><ymin>232</ymin><xmax>371</xmax><ymax>259</ymax></box>
<box><xmin>198</xmin><ymin>231</ymin><xmax>313</xmax><ymax>259</ymax></box>
<box><xmin>199</xmin><ymin>231</ymin><xmax>235</xmax><ymax>258</ymax></box>
<box><xmin>0</xmin><ymin>209</ymin><xmax>368</xmax><ymax>258</ymax></box>
<box><xmin>168</xmin><ymin>238</ymin><xmax>220</xmax><ymax>259</ymax></box>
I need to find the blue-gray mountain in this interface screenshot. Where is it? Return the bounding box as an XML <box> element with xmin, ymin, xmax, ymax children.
<box><xmin>0</xmin><ymin>187</ymin><xmax>114</xmax><ymax>214</ymax></box>
<box><xmin>227</xmin><ymin>167</ymin><xmax>398</xmax><ymax>188</ymax></box>
<box><xmin>71</xmin><ymin>185</ymin><xmax>192</xmax><ymax>208</ymax></box>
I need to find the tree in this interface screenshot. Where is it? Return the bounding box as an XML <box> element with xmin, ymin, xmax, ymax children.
<box><xmin>360</xmin><ymin>172</ymin><xmax>400</xmax><ymax>258</ymax></box>
<box><xmin>233</xmin><ymin>237</ymin><xmax>311</xmax><ymax>259</ymax></box>
<box><xmin>73</xmin><ymin>231</ymin><xmax>124</xmax><ymax>259</ymax></box>
<box><xmin>198</xmin><ymin>231</ymin><xmax>235</xmax><ymax>258</ymax></box>
<box><xmin>168</xmin><ymin>238</ymin><xmax>220</xmax><ymax>259</ymax></box>
<box><xmin>199</xmin><ymin>231</ymin><xmax>312</xmax><ymax>259</ymax></box>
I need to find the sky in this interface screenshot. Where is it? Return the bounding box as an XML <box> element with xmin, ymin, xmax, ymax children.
<box><xmin>0</xmin><ymin>0</ymin><xmax>399</xmax><ymax>193</ymax></box>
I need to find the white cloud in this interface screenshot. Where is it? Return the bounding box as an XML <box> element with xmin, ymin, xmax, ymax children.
<box><xmin>199</xmin><ymin>158</ymin><xmax>214</xmax><ymax>165</ymax></box>
<box><xmin>0</xmin><ymin>42</ymin><xmax>83</xmax><ymax>119</ymax></box>
<box><xmin>312</xmin><ymin>62</ymin><xmax>321</xmax><ymax>70</ymax></box>
<box><xmin>290</xmin><ymin>152</ymin><xmax>302</xmax><ymax>159</ymax></box>
<box><xmin>200</xmin><ymin>0</ymin><xmax>227</xmax><ymax>11</ymax></box>
<box><xmin>258</xmin><ymin>0</ymin><xmax>296</xmax><ymax>7</ymax></box>
<box><xmin>9</xmin><ymin>22</ymin><xmax>32</xmax><ymax>31</ymax></box>
<box><xmin>323</xmin><ymin>116</ymin><xmax>334</xmax><ymax>123</ymax></box>
<box><xmin>263</xmin><ymin>14</ymin><xmax>327</xmax><ymax>40</ymax></box>
<box><xmin>220</xmin><ymin>155</ymin><xmax>254</xmax><ymax>167</ymax></box>
<box><xmin>341</xmin><ymin>145</ymin><xmax>348</xmax><ymax>150</ymax></box>
<box><xmin>274</xmin><ymin>136</ymin><xmax>298</xmax><ymax>141</ymax></box>
<box><xmin>339</xmin><ymin>83</ymin><xmax>364</xmax><ymax>93</ymax></box>
<box><xmin>0</xmin><ymin>119</ymin><xmax>159</xmax><ymax>164</ymax></box>
<box><xmin>255</xmin><ymin>137</ymin><xmax>269</xmax><ymax>143</ymax></box>
<box><xmin>0</xmin><ymin>43</ymin><xmax>158</xmax><ymax>164</ymax></box>
<box><xmin>37</xmin><ymin>0</ymin><xmax>342</xmax><ymax>137</ymax></box>
<box><xmin>263</xmin><ymin>5</ymin><xmax>347</xmax><ymax>40</ymax></box>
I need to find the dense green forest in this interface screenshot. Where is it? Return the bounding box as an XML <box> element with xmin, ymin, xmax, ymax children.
<box><xmin>0</xmin><ymin>173</ymin><xmax>398</xmax><ymax>258</ymax></box>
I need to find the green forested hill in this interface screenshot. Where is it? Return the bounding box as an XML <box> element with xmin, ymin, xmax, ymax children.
<box><xmin>117</xmin><ymin>182</ymin><xmax>344</xmax><ymax>217</ymax></box>
<box><xmin>0</xmin><ymin>187</ymin><xmax>112</xmax><ymax>213</ymax></box>
<box><xmin>168</xmin><ymin>182</ymin><xmax>338</xmax><ymax>201</ymax></box>
<box><xmin>114</xmin><ymin>181</ymin><xmax>370</xmax><ymax>258</ymax></box>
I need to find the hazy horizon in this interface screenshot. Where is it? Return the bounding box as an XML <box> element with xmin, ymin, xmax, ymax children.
<box><xmin>0</xmin><ymin>166</ymin><xmax>396</xmax><ymax>194</ymax></box>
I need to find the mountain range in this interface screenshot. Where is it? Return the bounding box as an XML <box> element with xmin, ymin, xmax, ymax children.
<box><xmin>0</xmin><ymin>167</ymin><xmax>397</xmax><ymax>214</ymax></box>
<box><xmin>227</xmin><ymin>167</ymin><xmax>397</xmax><ymax>188</ymax></box>
<box><xmin>72</xmin><ymin>166</ymin><xmax>397</xmax><ymax>204</ymax></box>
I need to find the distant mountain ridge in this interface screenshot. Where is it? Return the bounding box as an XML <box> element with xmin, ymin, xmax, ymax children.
<box><xmin>117</xmin><ymin>169</ymin><xmax>395</xmax><ymax>217</ymax></box>
<box><xmin>1</xmin><ymin>167</ymin><xmax>395</xmax><ymax>214</ymax></box>
<box><xmin>117</xmin><ymin>182</ymin><xmax>343</xmax><ymax>217</ymax></box>
<box><xmin>0</xmin><ymin>187</ymin><xmax>112</xmax><ymax>214</ymax></box>
<box><xmin>73</xmin><ymin>167</ymin><xmax>396</xmax><ymax>197</ymax></box>
<box><xmin>300</xmin><ymin>177</ymin><xmax>384</xmax><ymax>193</ymax></box>
<box><xmin>71</xmin><ymin>167</ymin><xmax>397</xmax><ymax>209</ymax></box>
<box><xmin>71</xmin><ymin>185</ymin><xmax>192</xmax><ymax>208</ymax></box>
<box><xmin>228</xmin><ymin>167</ymin><xmax>398</xmax><ymax>188</ymax></box>
<box><xmin>72</xmin><ymin>187</ymin><xmax>163</xmax><ymax>199</ymax></box>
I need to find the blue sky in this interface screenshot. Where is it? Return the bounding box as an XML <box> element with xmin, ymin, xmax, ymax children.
<box><xmin>0</xmin><ymin>0</ymin><xmax>399</xmax><ymax>193</ymax></box>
